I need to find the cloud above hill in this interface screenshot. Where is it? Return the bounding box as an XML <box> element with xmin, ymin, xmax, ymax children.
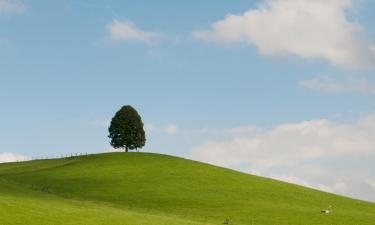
<box><xmin>0</xmin><ymin>152</ymin><xmax>29</xmax><ymax>163</ymax></box>
<box><xmin>193</xmin><ymin>0</ymin><xmax>375</xmax><ymax>69</ymax></box>
<box><xmin>190</xmin><ymin>114</ymin><xmax>375</xmax><ymax>201</ymax></box>
<box><xmin>191</xmin><ymin>114</ymin><xmax>375</xmax><ymax>169</ymax></box>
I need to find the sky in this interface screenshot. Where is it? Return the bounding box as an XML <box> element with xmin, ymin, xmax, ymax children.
<box><xmin>0</xmin><ymin>0</ymin><xmax>375</xmax><ymax>201</ymax></box>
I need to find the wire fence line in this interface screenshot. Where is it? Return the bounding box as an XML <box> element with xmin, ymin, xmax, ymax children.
<box><xmin>28</xmin><ymin>152</ymin><xmax>93</xmax><ymax>161</ymax></box>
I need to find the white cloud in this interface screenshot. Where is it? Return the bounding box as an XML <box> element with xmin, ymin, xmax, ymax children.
<box><xmin>266</xmin><ymin>164</ymin><xmax>375</xmax><ymax>200</ymax></box>
<box><xmin>193</xmin><ymin>0</ymin><xmax>375</xmax><ymax>69</ymax></box>
<box><xmin>0</xmin><ymin>0</ymin><xmax>26</xmax><ymax>14</ymax></box>
<box><xmin>0</xmin><ymin>152</ymin><xmax>29</xmax><ymax>163</ymax></box>
<box><xmin>105</xmin><ymin>20</ymin><xmax>161</xmax><ymax>44</ymax></box>
<box><xmin>163</xmin><ymin>125</ymin><xmax>178</xmax><ymax>135</ymax></box>
<box><xmin>191</xmin><ymin>115</ymin><xmax>375</xmax><ymax>169</ymax></box>
<box><xmin>269</xmin><ymin>173</ymin><xmax>349</xmax><ymax>195</ymax></box>
<box><xmin>300</xmin><ymin>76</ymin><xmax>375</xmax><ymax>94</ymax></box>
<box><xmin>190</xmin><ymin>114</ymin><xmax>375</xmax><ymax>200</ymax></box>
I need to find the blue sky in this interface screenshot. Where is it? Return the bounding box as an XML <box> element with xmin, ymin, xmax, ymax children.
<box><xmin>0</xmin><ymin>0</ymin><xmax>375</xmax><ymax>201</ymax></box>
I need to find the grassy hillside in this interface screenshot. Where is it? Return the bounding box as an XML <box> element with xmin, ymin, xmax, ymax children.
<box><xmin>0</xmin><ymin>152</ymin><xmax>374</xmax><ymax>225</ymax></box>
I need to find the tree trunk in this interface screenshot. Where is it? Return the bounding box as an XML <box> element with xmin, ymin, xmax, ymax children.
<box><xmin>125</xmin><ymin>146</ymin><xmax>128</xmax><ymax>153</ymax></box>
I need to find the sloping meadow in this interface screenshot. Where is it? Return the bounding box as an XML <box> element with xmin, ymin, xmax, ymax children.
<box><xmin>0</xmin><ymin>152</ymin><xmax>374</xmax><ymax>225</ymax></box>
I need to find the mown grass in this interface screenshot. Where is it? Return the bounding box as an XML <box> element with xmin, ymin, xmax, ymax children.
<box><xmin>0</xmin><ymin>178</ymin><xmax>209</xmax><ymax>225</ymax></box>
<box><xmin>0</xmin><ymin>152</ymin><xmax>374</xmax><ymax>225</ymax></box>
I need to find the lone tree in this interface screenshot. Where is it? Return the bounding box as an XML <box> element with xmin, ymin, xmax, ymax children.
<box><xmin>108</xmin><ymin>105</ymin><xmax>146</xmax><ymax>152</ymax></box>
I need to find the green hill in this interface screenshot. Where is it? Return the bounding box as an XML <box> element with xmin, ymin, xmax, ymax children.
<box><xmin>0</xmin><ymin>152</ymin><xmax>374</xmax><ymax>225</ymax></box>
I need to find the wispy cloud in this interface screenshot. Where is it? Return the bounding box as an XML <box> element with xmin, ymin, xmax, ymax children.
<box><xmin>104</xmin><ymin>20</ymin><xmax>162</xmax><ymax>44</ymax></box>
<box><xmin>300</xmin><ymin>76</ymin><xmax>375</xmax><ymax>94</ymax></box>
<box><xmin>192</xmin><ymin>0</ymin><xmax>375</xmax><ymax>69</ymax></box>
<box><xmin>0</xmin><ymin>0</ymin><xmax>26</xmax><ymax>14</ymax></box>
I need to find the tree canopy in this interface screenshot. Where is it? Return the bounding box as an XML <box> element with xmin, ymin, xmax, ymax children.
<box><xmin>108</xmin><ymin>105</ymin><xmax>146</xmax><ymax>152</ymax></box>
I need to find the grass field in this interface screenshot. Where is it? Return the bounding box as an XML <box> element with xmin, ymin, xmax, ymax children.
<box><xmin>0</xmin><ymin>152</ymin><xmax>374</xmax><ymax>225</ymax></box>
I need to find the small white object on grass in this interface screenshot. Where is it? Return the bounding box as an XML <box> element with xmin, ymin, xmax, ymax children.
<box><xmin>321</xmin><ymin>205</ymin><xmax>332</xmax><ymax>214</ymax></box>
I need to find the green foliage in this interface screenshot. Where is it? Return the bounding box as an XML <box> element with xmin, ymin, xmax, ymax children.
<box><xmin>0</xmin><ymin>153</ymin><xmax>374</xmax><ymax>225</ymax></box>
<box><xmin>108</xmin><ymin>105</ymin><xmax>146</xmax><ymax>152</ymax></box>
